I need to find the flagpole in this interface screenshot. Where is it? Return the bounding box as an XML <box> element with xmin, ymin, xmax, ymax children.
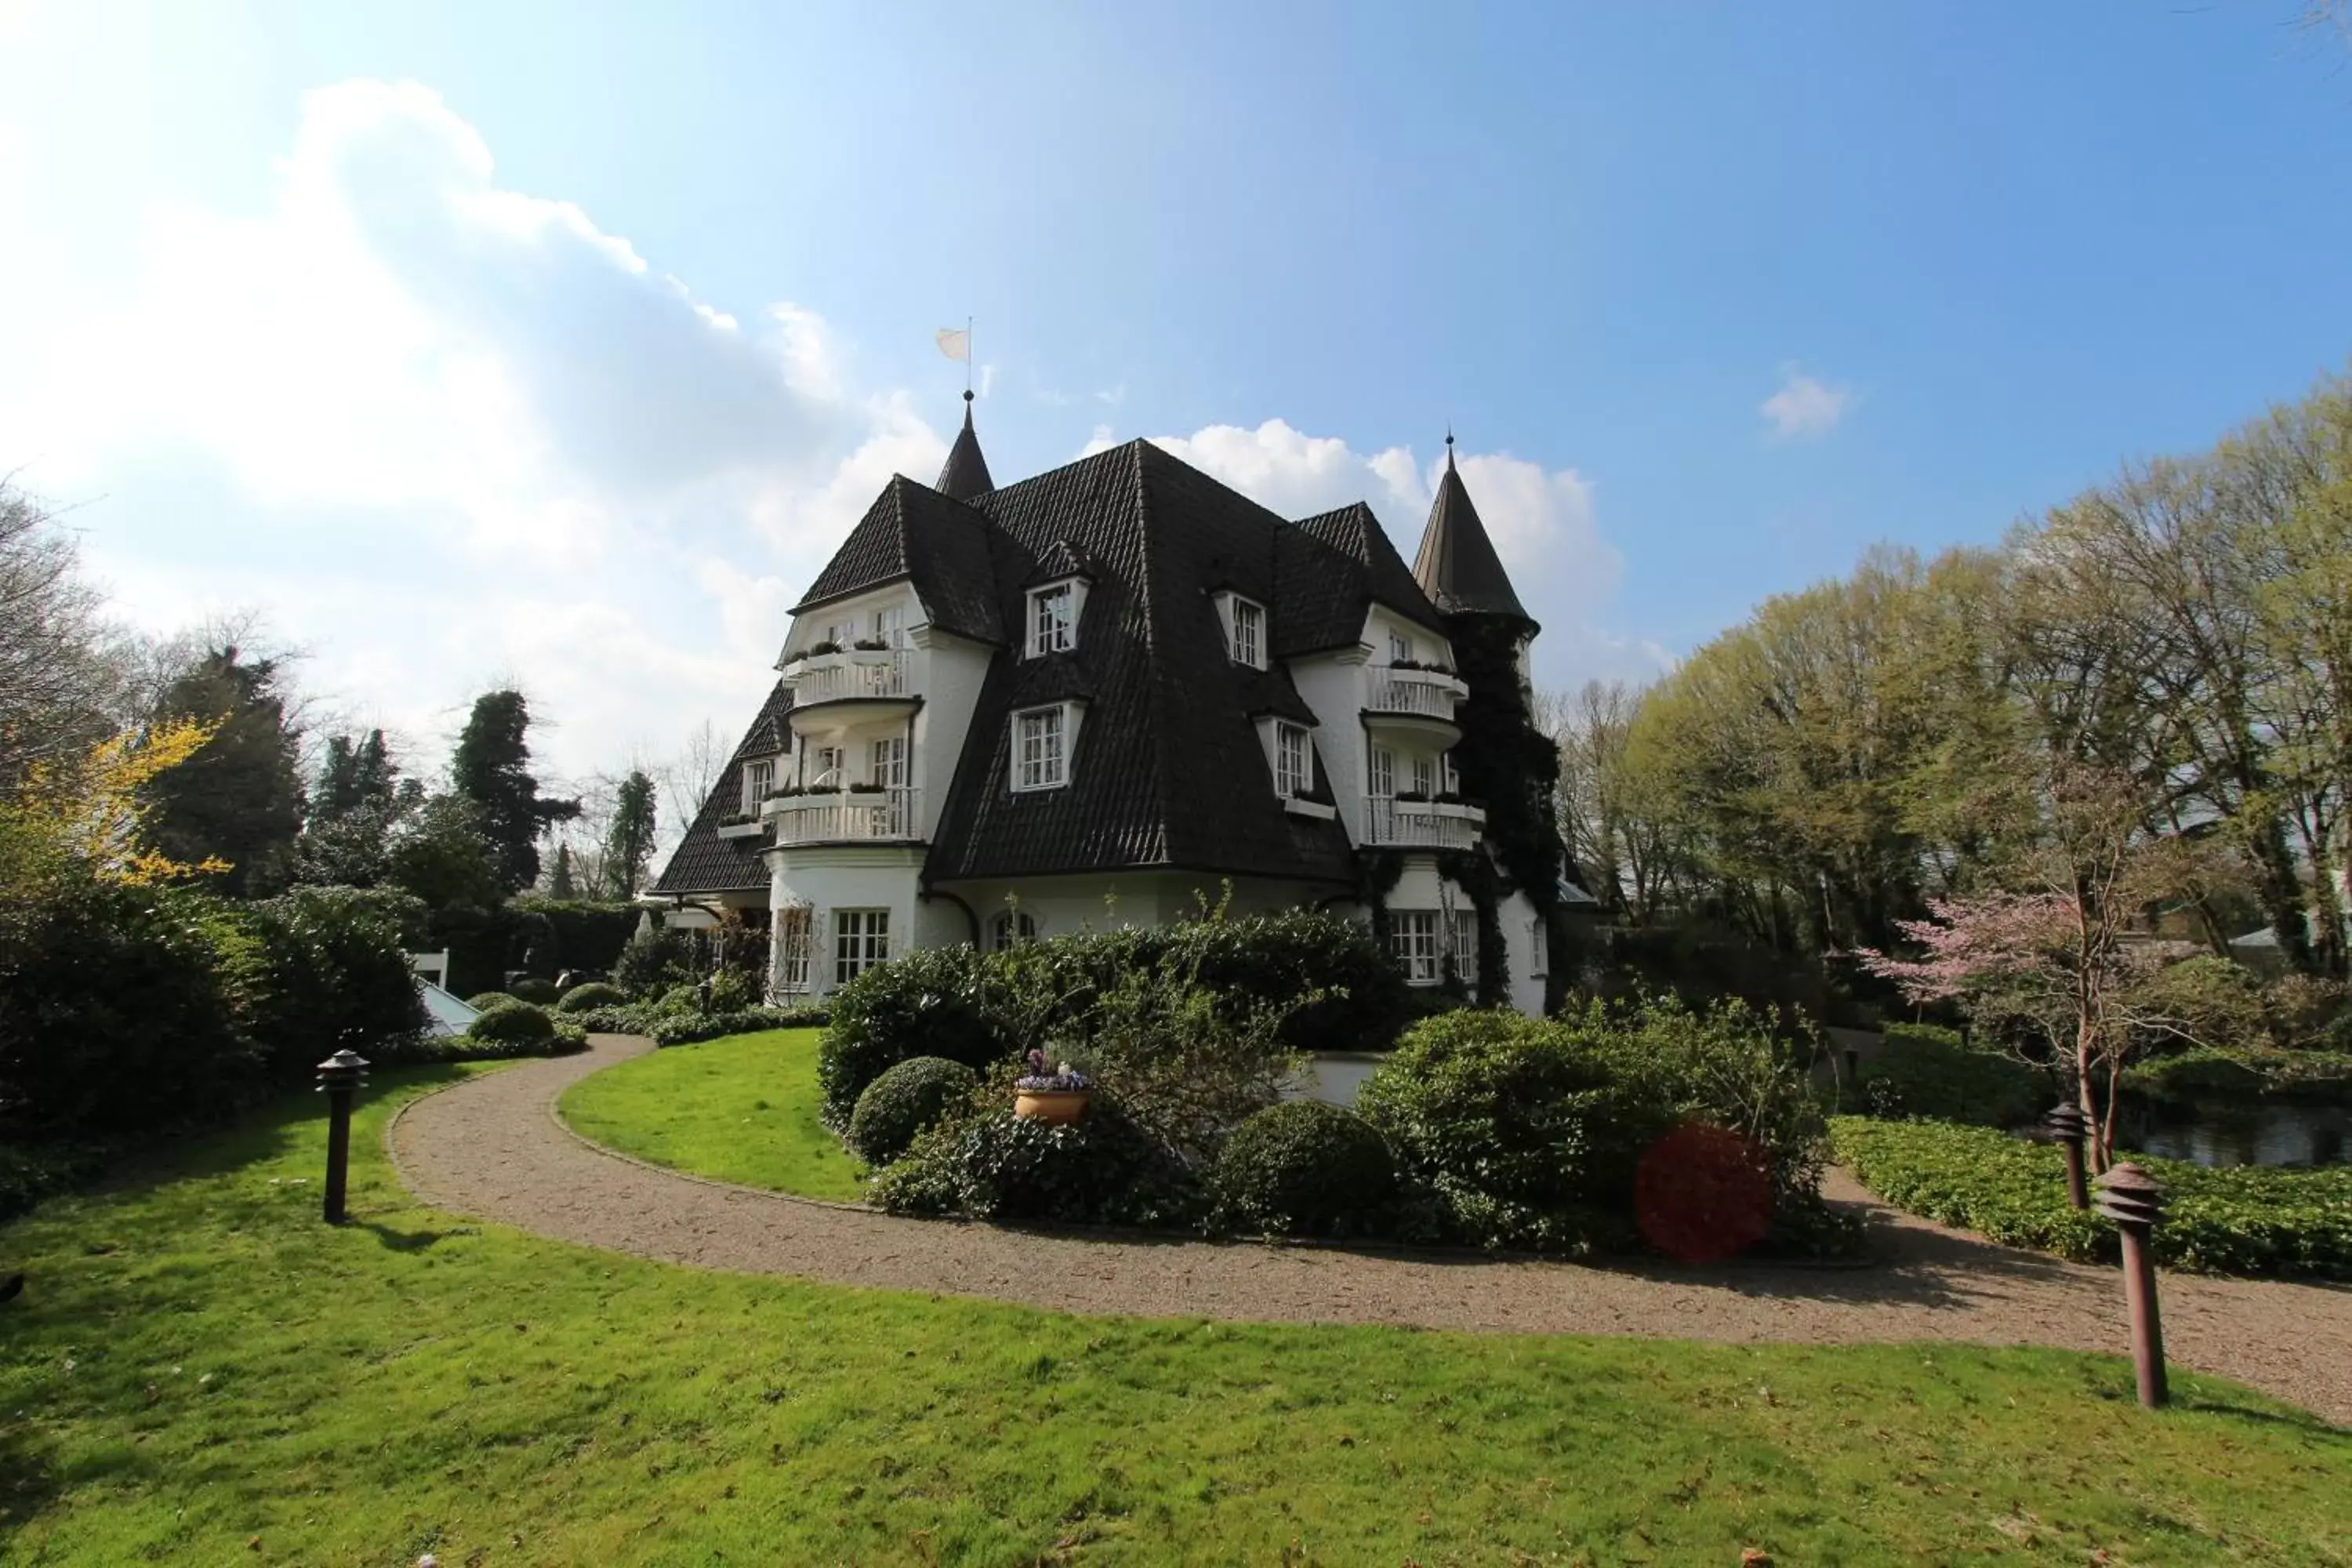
<box><xmin>966</xmin><ymin>314</ymin><xmax>974</xmax><ymax>397</ymax></box>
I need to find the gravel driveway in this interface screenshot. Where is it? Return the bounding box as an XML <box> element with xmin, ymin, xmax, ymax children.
<box><xmin>388</xmin><ymin>1033</ymin><xmax>2352</xmax><ymax>1426</ymax></box>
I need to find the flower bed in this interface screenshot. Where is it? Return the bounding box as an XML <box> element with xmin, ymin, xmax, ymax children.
<box><xmin>1829</xmin><ymin>1116</ymin><xmax>2352</xmax><ymax>1279</ymax></box>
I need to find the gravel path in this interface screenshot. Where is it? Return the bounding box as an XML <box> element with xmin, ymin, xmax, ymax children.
<box><xmin>388</xmin><ymin>1033</ymin><xmax>2352</xmax><ymax>1426</ymax></box>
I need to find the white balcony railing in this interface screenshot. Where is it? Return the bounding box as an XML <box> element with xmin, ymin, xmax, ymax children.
<box><xmin>1363</xmin><ymin>796</ymin><xmax>1484</xmax><ymax>851</ymax></box>
<box><xmin>790</xmin><ymin>649</ymin><xmax>911</xmax><ymax>705</ymax></box>
<box><xmin>1367</xmin><ymin>669</ymin><xmax>1464</xmax><ymax>720</ymax></box>
<box><xmin>764</xmin><ymin>786</ymin><xmax>923</xmax><ymax>844</ymax></box>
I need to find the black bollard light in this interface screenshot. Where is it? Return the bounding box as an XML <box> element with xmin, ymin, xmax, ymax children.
<box><xmin>315</xmin><ymin>1048</ymin><xmax>371</xmax><ymax>1225</ymax></box>
<box><xmin>2045</xmin><ymin>1103</ymin><xmax>2091</xmax><ymax>1210</ymax></box>
<box><xmin>2094</xmin><ymin>1161</ymin><xmax>2168</xmax><ymax>1410</ymax></box>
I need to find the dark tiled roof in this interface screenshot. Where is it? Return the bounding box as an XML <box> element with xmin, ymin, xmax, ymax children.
<box><xmin>1287</xmin><ymin>502</ymin><xmax>1447</xmax><ymax>654</ymax></box>
<box><xmin>650</xmin><ymin>682</ymin><xmax>792</xmax><ymax>896</ymax></box>
<box><xmin>791</xmin><ymin>477</ymin><xmax>1004</xmax><ymax>645</ymax></box>
<box><xmin>923</xmin><ymin>440</ymin><xmax>1355</xmax><ymax>886</ymax></box>
<box><xmin>936</xmin><ymin>394</ymin><xmax>994</xmax><ymax>501</ymax></box>
<box><xmin>1413</xmin><ymin>448</ymin><xmax>1534</xmax><ymax>627</ymax></box>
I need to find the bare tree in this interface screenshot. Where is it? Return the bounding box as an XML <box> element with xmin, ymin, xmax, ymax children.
<box><xmin>656</xmin><ymin>718</ymin><xmax>728</xmax><ymax>846</ymax></box>
<box><xmin>0</xmin><ymin>481</ymin><xmax>125</xmax><ymax>785</ymax></box>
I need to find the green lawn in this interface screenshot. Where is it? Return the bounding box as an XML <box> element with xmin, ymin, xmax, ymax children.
<box><xmin>558</xmin><ymin>1027</ymin><xmax>866</xmax><ymax>1202</ymax></box>
<box><xmin>2</xmin><ymin>1072</ymin><xmax>2349</xmax><ymax>1565</ymax></box>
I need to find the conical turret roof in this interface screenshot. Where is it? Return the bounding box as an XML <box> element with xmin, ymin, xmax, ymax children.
<box><xmin>936</xmin><ymin>391</ymin><xmax>995</xmax><ymax>501</ymax></box>
<box><xmin>1411</xmin><ymin>435</ymin><xmax>1533</xmax><ymax>627</ymax></box>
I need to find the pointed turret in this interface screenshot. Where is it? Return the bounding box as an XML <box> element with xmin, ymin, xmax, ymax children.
<box><xmin>1411</xmin><ymin>433</ymin><xmax>1534</xmax><ymax>631</ymax></box>
<box><xmin>935</xmin><ymin>390</ymin><xmax>995</xmax><ymax>502</ymax></box>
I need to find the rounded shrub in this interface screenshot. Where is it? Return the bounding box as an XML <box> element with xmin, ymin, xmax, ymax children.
<box><xmin>467</xmin><ymin>1001</ymin><xmax>556</xmax><ymax>1046</ymax></box>
<box><xmin>555</xmin><ymin>981</ymin><xmax>626</xmax><ymax>1014</ymax></box>
<box><xmin>466</xmin><ymin>991</ymin><xmax>517</xmax><ymax>1011</ymax></box>
<box><xmin>847</xmin><ymin>1055</ymin><xmax>978</xmax><ymax>1165</ymax></box>
<box><xmin>506</xmin><ymin>976</ymin><xmax>561</xmax><ymax>1006</ymax></box>
<box><xmin>871</xmin><ymin>1102</ymin><xmax>1201</xmax><ymax>1227</ymax></box>
<box><xmin>1214</xmin><ymin>1101</ymin><xmax>1394</xmax><ymax>1236</ymax></box>
<box><xmin>818</xmin><ymin>944</ymin><xmax>1000</xmax><ymax>1128</ymax></box>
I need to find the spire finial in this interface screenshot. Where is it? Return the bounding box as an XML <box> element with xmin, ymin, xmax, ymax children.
<box><xmin>1444</xmin><ymin>425</ymin><xmax>1457</xmax><ymax>471</ymax></box>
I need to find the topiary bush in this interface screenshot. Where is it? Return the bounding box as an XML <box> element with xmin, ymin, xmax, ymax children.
<box><xmin>466</xmin><ymin>991</ymin><xmax>516</xmax><ymax>1011</ymax></box>
<box><xmin>869</xmin><ymin>1101</ymin><xmax>1203</xmax><ymax>1227</ymax></box>
<box><xmin>555</xmin><ymin>981</ymin><xmax>626</xmax><ymax>1014</ymax></box>
<box><xmin>467</xmin><ymin>1000</ymin><xmax>556</xmax><ymax>1046</ymax></box>
<box><xmin>848</xmin><ymin>1055</ymin><xmax>979</xmax><ymax>1166</ymax></box>
<box><xmin>506</xmin><ymin>976</ymin><xmax>560</xmax><ymax>1006</ymax></box>
<box><xmin>1214</xmin><ymin>1101</ymin><xmax>1395</xmax><ymax>1236</ymax></box>
<box><xmin>820</xmin><ymin>944</ymin><xmax>1000</xmax><ymax>1127</ymax></box>
<box><xmin>1356</xmin><ymin>1009</ymin><xmax>1667</xmax><ymax>1253</ymax></box>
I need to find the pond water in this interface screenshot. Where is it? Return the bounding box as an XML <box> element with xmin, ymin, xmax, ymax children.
<box><xmin>2113</xmin><ymin>1093</ymin><xmax>2351</xmax><ymax>1169</ymax></box>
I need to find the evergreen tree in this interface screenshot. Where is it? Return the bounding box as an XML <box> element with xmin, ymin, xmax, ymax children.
<box><xmin>297</xmin><ymin>728</ymin><xmax>405</xmax><ymax>887</ymax></box>
<box><xmin>549</xmin><ymin>843</ymin><xmax>578</xmax><ymax>900</ymax></box>
<box><xmin>140</xmin><ymin>646</ymin><xmax>304</xmax><ymax>897</ymax></box>
<box><xmin>450</xmin><ymin>690</ymin><xmax>579</xmax><ymax>892</ymax></box>
<box><xmin>387</xmin><ymin>793</ymin><xmax>506</xmax><ymax>910</ymax></box>
<box><xmin>602</xmin><ymin>769</ymin><xmax>658</xmax><ymax>898</ymax></box>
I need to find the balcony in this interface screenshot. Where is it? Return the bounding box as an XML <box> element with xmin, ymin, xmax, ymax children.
<box><xmin>1365</xmin><ymin>667</ymin><xmax>1465</xmax><ymax>744</ymax></box>
<box><xmin>1363</xmin><ymin>795</ymin><xmax>1485</xmax><ymax>851</ymax></box>
<box><xmin>763</xmin><ymin>785</ymin><xmax>924</xmax><ymax>845</ymax></box>
<box><xmin>784</xmin><ymin>648</ymin><xmax>913</xmax><ymax>707</ymax></box>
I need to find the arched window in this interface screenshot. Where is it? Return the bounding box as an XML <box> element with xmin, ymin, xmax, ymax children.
<box><xmin>989</xmin><ymin>909</ymin><xmax>1038</xmax><ymax>951</ymax></box>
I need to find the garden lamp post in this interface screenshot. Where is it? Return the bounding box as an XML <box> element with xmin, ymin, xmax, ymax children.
<box><xmin>2094</xmin><ymin>1161</ymin><xmax>2168</xmax><ymax>1410</ymax></box>
<box><xmin>2045</xmin><ymin>1103</ymin><xmax>2090</xmax><ymax>1210</ymax></box>
<box><xmin>315</xmin><ymin>1048</ymin><xmax>370</xmax><ymax>1225</ymax></box>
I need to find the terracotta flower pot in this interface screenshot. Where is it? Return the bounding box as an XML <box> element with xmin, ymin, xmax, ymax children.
<box><xmin>1014</xmin><ymin>1088</ymin><xmax>1091</xmax><ymax>1124</ymax></box>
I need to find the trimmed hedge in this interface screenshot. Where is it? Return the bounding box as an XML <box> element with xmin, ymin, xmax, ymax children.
<box><xmin>1214</xmin><ymin>1101</ymin><xmax>1395</xmax><ymax>1236</ymax></box>
<box><xmin>819</xmin><ymin>911</ymin><xmax>1410</xmax><ymax>1128</ymax></box>
<box><xmin>554</xmin><ymin>981</ymin><xmax>626</xmax><ymax>1014</ymax></box>
<box><xmin>1853</xmin><ymin>1025</ymin><xmax>2049</xmax><ymax>1127</ymax></box>
<box><xmin>650</xmin><ymin>1007</ymin><xmax>829</xmax><ymax>1047</ymax></box>
<box><xmin>847</xmin><ymin>1056</ymin><xmax>978</xmax><ymax>1166</ymax></box>
<box><xmin>869</xmin><ymin>1102</ymin><xmax>1202</xmax><ymax>1227</ymax></box>
<box><xmin>425</xmin><ymin>898</ymin><xmax>641</xmax><ymax>997</ymax></box>
<box><xmin>466</xmin><ymin>991</ymin><xmax>516</xmax><ymax>1011</ymax></box>
<box><xmin>506</xmin><ymin>976</ymin><xmax>561</xmax><ymax>1006</ymax></box>
<box><xmin>468</xmin><ymin>1001</ymin><xmax>556</xmax><ymax>1046</ymax></box>
<box><xmin>2124</xmin><ymin>1046</ymin><xmax>2352</xmax><ymax>1105</ymax></box>
<box><xmin>1829</xmin><ymin>1116</ymin><xmax>2352</xmax><ymax>1279</ymax></box>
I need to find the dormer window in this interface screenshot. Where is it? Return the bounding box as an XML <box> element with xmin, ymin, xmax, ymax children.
<box><xmin>740</xmin><ymin>758</ymin><xmax>775</xmax><ymax>814</ymax></box>
<box><xmin>1216</xmin><ymin>592</ymin><xmax>1265</xmax><ymax>669</ymax></box>
<box><xmin>1273</xmin><ymin>722</ymin><xmax>1312</xmax><ymax>797</ymax></box>
<box><xmin>1028</xmin><ymin>581</ymin><xmax>1080</xmax><ymax>658</ymax></box>
<box><xmin>1011</xmin><ymin>702</ymin><xmax>1079</xmax><ymax>791</ymax></box>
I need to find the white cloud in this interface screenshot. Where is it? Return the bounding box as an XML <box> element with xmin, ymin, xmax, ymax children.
<box><xmin>1759</xmin><ymin>363</ymin><xmax>1853</xmax><ymax>440</ymax></box>
<box><xmin>1080</xmin><ymin>417</ymin><xmax>1643</xmax><ymax>688</ymax></box>
<box><xmin>0</xmin><ymin>79</ymin><xmax>947</xmax><ymax>785</ymax></box>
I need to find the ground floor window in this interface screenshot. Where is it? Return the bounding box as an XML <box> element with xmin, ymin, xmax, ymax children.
<box><xmin>834</xmin><ymin>909</ymin><xmax>890</xmax><ymax>985</ymax></box>
<box><xmin>1450</xmin><ymin>910</ymin><xmax>1479</xmax><ymax>984</ymax></box>
<box><xmin>1391</xmin><ymin>909</ymin><xmax>1441</xmax><ymax>984</ymax></box>
<box><xmin>1528</xmin><ymin>916</ymin><xmax>1547</xmax><ymax>980</ymax></box>
<box><xmin>774</xmin><ymin>906</ymin><xmax>812</xmax><ymax>993</ymax></box>
<box><xmin>990</xmin><ymin>908</ymin><xmax>1039</xmax><ymax>951</ymax></box>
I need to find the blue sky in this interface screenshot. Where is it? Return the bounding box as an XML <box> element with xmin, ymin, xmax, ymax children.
<box><xmin>4</xmin><ymin>1</ymin><xmax>2350</xmax><ymax>788</ymax></box>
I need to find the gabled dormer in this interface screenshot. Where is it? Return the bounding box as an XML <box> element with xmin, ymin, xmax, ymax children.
<box><xmin>1023</xmin><ymin>542</ymin><xmax>1092</xmax><ymax>659</ymax></box>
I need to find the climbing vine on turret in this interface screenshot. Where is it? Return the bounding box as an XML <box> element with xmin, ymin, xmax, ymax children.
<box><xmin>1446</xmin><ymin>616</ymin><xmax>1573</xmax><ymax>1007</ymax></box>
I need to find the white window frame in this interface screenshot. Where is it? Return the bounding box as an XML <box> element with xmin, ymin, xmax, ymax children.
<box><xmin>739</xmin><ymin>758</ymin><xmax>774</xmax><ymax>815</ymax></box>
<box><xmin>1012</xmin><ymin>704</ymin><xmax>1070</xmax><ymax>792</ymax></box>
<box><xmin>1369</xmin><ymin>746</ymin><xmax>1395</xmax><ymax>799</ymax></box>
<box><xmin>872</xmin><ymin>604</ymin><xmax>906</xmax><ymax>647</ymax></box>
<box><xmin>775</xmin><ymin>905</ymin><xmax>812</xmax><ymax>994</ymax></box>
<box><xmin>1528</xmin><ymin>916</ymin><xmax>1548</xmax><ymax>980</ymax></box>
<box><xmin>833</xmin><ymin>909</ymin><xmax>890</xmax><ymax>985</ymax></box>
<box><xmin>1273</xmin><ymin>722</ymin><xmax>1312</xmax><ymax>798</ymax></box>
<box><xmin>1450</xmin><ymin>910</ymin><xmax>1479</xmax><ymax>982</ymax></box>
<box><xmin>1442</xmin><ymin>751</ymin><xmax>1459</xmax><ymax>796</ymax></box>
<box><xmin>808</xmin><ymin>745</ymin><xmax>843</xmax><ymax>788</ymax></box>
<box><xmin>1027</xmin><ymin>580</ymin><xmax>1080</xmax><ymax>658</ymax></box>
<box><xmin>1225</xmin><ymin>594</ymin><xmax>1265</xmax><ymax>669</ymax></box>
<box><xmin>1388</xmin><ymin>630</ymin><xmax>1414</xmax><ymax>665</ymax></box>
<box><xmin>1392</xmin><ymin>910</ymin><xmax>1441</xmax><ymax>985</ymax></box>
<box><xmin>870</xmin><ymin>735</ymin><xmax>907</xmax><ymax>790</ymax></box>
<box><xmin>1410</xmin><ymin>753</ymin><xmax>1436</xmax><ymax>797</ymax></box>
<box><xmin>989</xmin><ymin>909</ymin><xmax>1039</xmax><ymax>951</ymax></box>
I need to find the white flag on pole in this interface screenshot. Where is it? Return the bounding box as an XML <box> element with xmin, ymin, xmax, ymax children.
<box><xmin>935</xmin><ymin>327</ymin><xmax>971</xmax><ymax>362</ymax></box>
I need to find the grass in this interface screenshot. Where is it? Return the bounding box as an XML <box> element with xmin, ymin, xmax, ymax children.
<box><xmin>1</xmin><ymin>1071</ymin><xmax>2349</xmax><ymax>1563</ymax></box>
<box><xmin>557</xmin><ymin>1027</ymin><xmax>866</xmax><ymax>1202</ymax></box>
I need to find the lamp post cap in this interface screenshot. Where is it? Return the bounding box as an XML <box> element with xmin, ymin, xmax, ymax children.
<box><xmin>317</xmin><ymin>1048</ymin><xmax>372</xmax><ymax>1072</ymax></box>
<box><xmin>2094</xmin><ymin>1160</ymin><xmax>2165</xmax><ymax>1227</ymax></box>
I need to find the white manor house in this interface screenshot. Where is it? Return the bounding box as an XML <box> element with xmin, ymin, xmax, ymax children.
<box><xmin>651</xmin><ymin>395</ymin><xmax>1572</xmax><ymax>1014</ymax></box>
